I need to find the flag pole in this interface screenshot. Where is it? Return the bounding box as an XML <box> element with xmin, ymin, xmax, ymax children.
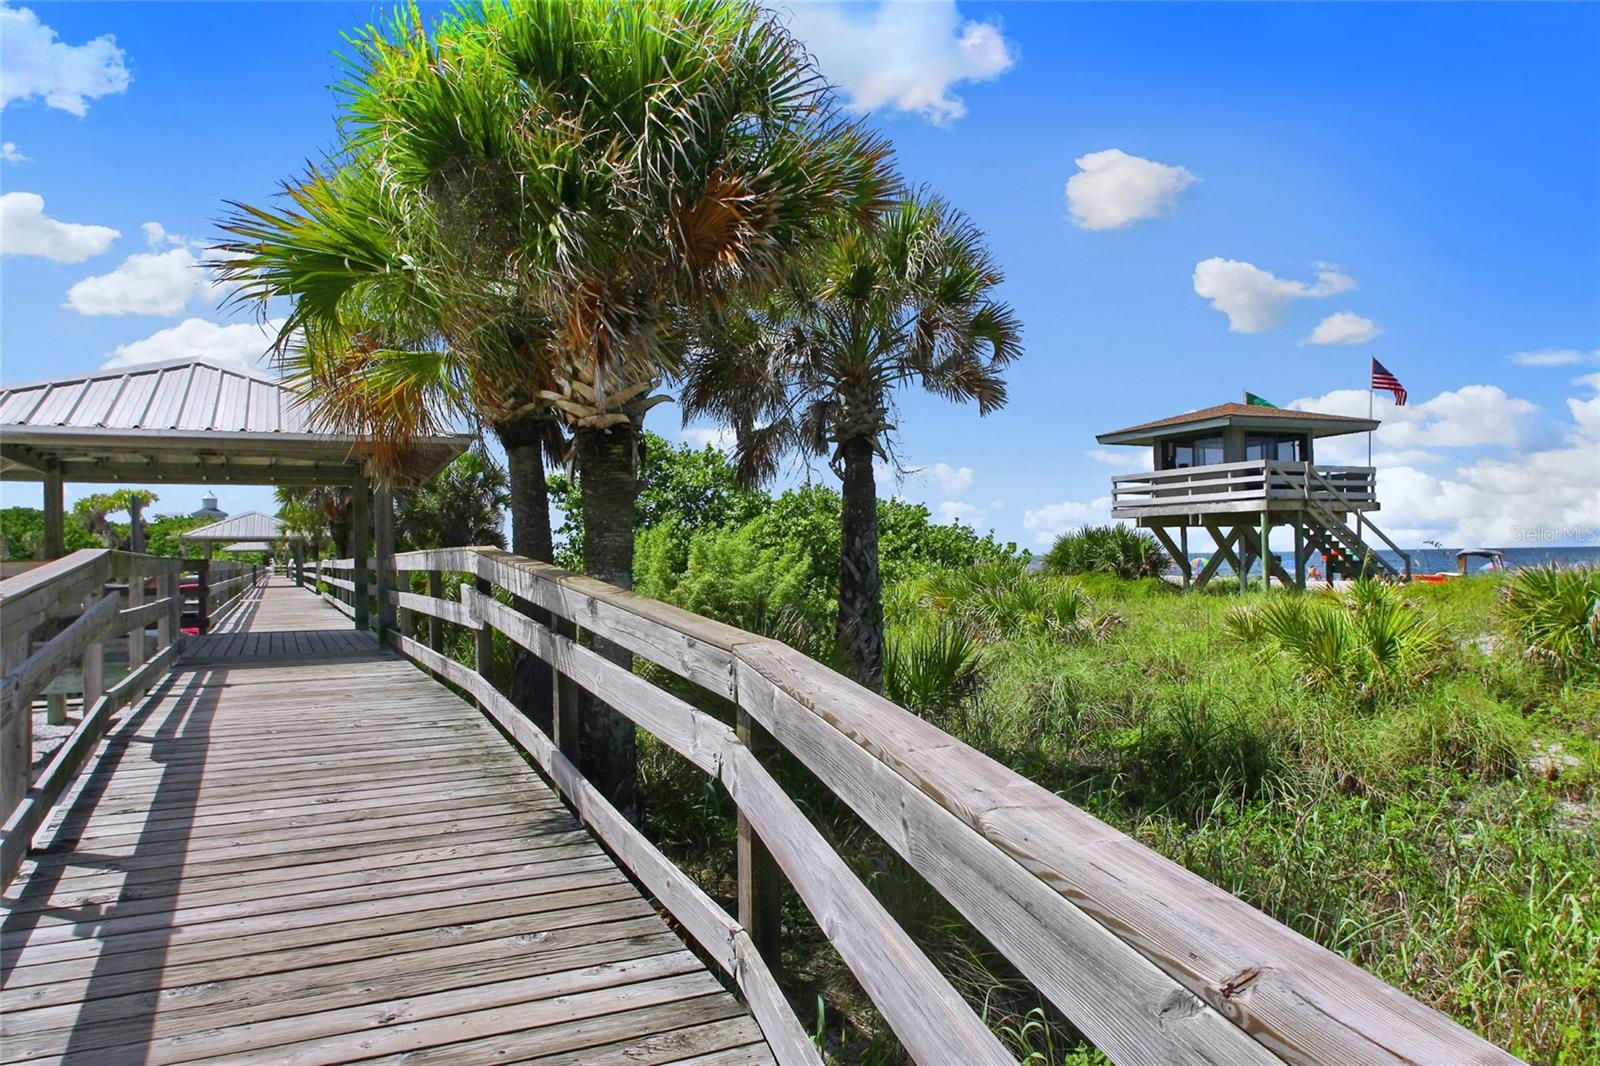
<box><xmin>1359</xmin><ymin>358</ymin><xmax>1372</xmax><ymax>541</ymax></box>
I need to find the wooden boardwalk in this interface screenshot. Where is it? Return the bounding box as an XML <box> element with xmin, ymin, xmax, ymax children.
<box><xmin>1</xmin><ymin>577</ymin><xmax>771</xmax><ymax>1065</ymax></box>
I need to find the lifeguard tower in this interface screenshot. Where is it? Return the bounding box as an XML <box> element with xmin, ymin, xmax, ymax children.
<box><xmin>1097</xmin><ymin>398</ymin><xmax>1411</xmax><ymax>589</ymax></box>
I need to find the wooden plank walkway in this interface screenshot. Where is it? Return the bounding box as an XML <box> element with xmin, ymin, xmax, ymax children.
<box><xmin>1</xmin><ymin>577</ymin><xmax>772</xmax><ymax>1065</ymax></box>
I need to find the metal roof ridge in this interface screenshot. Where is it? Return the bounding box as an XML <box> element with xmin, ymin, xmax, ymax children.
<box><xmin>0</xmin><ymin>356</ymin><xmax>284</xmax><ymax>396</ymax></box>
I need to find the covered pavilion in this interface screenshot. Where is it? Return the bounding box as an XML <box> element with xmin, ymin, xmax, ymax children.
<box><xmin>0</xmin><ymin>356</ymin><xmax>470</xmax><ymax>632</ymax></box>
<box><xmin>180</xmin><ymin>511</ymin><xmax>294</xmax><ymax>560</ymax></box>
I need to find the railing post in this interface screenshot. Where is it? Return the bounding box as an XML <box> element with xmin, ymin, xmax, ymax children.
<box><xmin>375</xmin><ymin>482</ymin><xmax>395</xmax><ymax>638</ymax></box>
<box><xmin>0</xmin><ymin>631</ymin><xmax>29</xmax><ymax>817</ymax></box>
<box><xmin>553</xmin><ymin>615</ymin><xmax>580</xmax><ymax>761</ymax></box>
<box><xmin>158</xmin><ymin>570</ymin><xmax>177</xmax><ymax>652</ymax></box>
<box><xmin>737</xmin><ymin>708</ymin><xmax>784</xmax><ymax>973</ymax></box>
<box><xmin>427</xmin><ymin>570</ymin><xmax>444</xmax><ymax>653</ymax></box>
<box><xmin>352</xmin><ymin>471</ymin><xmax>371</xmax><ymax>633</ymax></box>
<box><xmin>195</xmin><ymin>559</ymin><xmax>211</xmax><ymax>635</ymax></box>
<box><xmin>472</xmin><ymin>576</ymin><xmax>495</xmax><ymax>706</ymax></box>
<box><xmin>126</xmin><ymin>567</ymin><xmax>147</xmax><ymax>698</ymax></box>
<box><xmin>81</xmin><ymin>590</ymin><xmax>105</xmax><ymax>714</ymax></box>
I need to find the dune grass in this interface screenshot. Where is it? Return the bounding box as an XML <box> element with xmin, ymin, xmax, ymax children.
<box><xmin>636</xmin><ymin>569</ymin><xmax>1598</xmax><ymax>1063</ymax></box>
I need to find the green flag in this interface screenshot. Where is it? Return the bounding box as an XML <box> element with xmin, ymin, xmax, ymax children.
<box><xmin>1244</xmin><ymin>391</ymin><xmax>1276</xmax><ymax>408</ymax></box>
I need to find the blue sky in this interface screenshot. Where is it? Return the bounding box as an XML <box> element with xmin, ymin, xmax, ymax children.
<box><xmin>3</xmin><ymin>1</ymin><xmax>1597</xmax><ymax>549</ymax></box>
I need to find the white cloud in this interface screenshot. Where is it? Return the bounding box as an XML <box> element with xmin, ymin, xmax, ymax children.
<box><xmin>1305</xmin><ymin>311</ymin><xmax>1382</xmax><ymax>346</ymax></box>
<box><xmin>1065</xmin><ymin>149</ymin><xmax>1197</xmax><ymax>231</ymax></box>
<box><xmin>1511</xmin><ymin>347</ymin><xmax>1596</xmax><ymax>367</ymax></box>
<box><xmin>1022</xmin><ymin>496</ymin><xmax>1114</xmax><ymax>545</ymax></box>
<box><xmin>140</xmin><ymin>221</ymin><xmax>167</xmax><ymax>247</ymax></box>
<box><xmin>105</xmin><ymin>317</ymin><xmax>283</xmax><ymax>370</ymax></box>
<box><xmin>938</xmin><ymin>500</ymin><xmax>980</xmax><ymax>523</ymax></box>
<box><xmin>1</xmin><ymin>141</ymin><xmax>27</xmax><ymax>163</ymax></box>
<box><xmin>0</xmin><ymin>191</ymin><xmax>118</xmax><ymax>262</ymax></box>
<box><xmin>783</xmin><ymin>1</ymin><xmax>1014</xmax><ymax>124</ymax></box>
<box><xmin>1283</xmin><ymin>381</ymin><xmax>1599</xmax><ymax>545</ymax></box>
<box><xmin>1</xmin><ymin>4</ymin><xmax>130</xmax><ymax>116</ymax></box>
<box><xmin>1085</xmin><ymin>446</ymin><xmax>1151</xmax><ymax>471</ymax></box>
<box><xmin>924</xmin><ymin>462</ymin><xmax>973</xmax><ymax>495</ymax></box>
<box><xmin>679</xmin><ymin>425</ymin><xmax>735</xmax><ymax>453</ymax></box>
<box><xmin>65</xmin><ymin>246</ymin><xmax>221</xmax><ymax>316</ymax></box>
<box><xmin>1291</xmin><ymin>384</ymin><xmax>1538</xmax><ymax>462</ymax></box>
<box><xmin>1192</xmin><ymin>258</ymin><xmax>1355</xmax><ymax>333</ymax></box>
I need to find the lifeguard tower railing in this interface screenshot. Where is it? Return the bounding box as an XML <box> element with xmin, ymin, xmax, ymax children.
<box><xmin>1110</xmin><ymin>460</ymin><xmax>1376</xmax><ymax>517</ymax></box>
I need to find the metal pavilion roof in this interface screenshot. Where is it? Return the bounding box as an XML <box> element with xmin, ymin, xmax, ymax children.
<box><xmin>0</xmin><ymin>357</ymin><xmax>469</xmax><ymax>486</ymax></box>
<box><xmin>222</xmin><ymin>541</ymin><xmax>275</xmax><ymax>553</ymax></box>
<box><xmin>180</xmin><ymin>512</ymin><xmax>293</xmax><ymax>543</ymax></box>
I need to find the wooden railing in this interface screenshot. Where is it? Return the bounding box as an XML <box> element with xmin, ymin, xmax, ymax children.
<box><xmin>0</xmin><ymin>549</ymin><xmax>232</xmax><ymax>886</ymax></box>
<box><xmin>333</xmin><ymin>545</ymin><xmax>1516</xmax><ymax>1066</ymax></box>
<box><xmin>1112</xmin><ymin>461</ymin><xmax>1377</xmax><ymax>516</ymax></box>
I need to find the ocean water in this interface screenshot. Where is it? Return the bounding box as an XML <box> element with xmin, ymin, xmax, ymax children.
<box><xmin>1192</xmin><ymin>544</ymin><xmax>1600</xmax><ymax>577</ymax></box>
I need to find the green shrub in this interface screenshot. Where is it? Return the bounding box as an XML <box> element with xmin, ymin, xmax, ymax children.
<box><xmin>1499</xmin><ymin>565</ymin><xmax>1600</xmax><ymax>676</ymax></box>
<box><xmin>1043</xmin><ymin>524</ymin><xmax>1168</xmax><ymax>579</ymax></box>
<box><xmin>885</xmin><ymin>620</ymin><xmax>982</xmax><ymax>713</ymax></box>
<box><xmin>1228</xmin><ymin>580</ymin><xmax>1447</xmax><ymax>702</ymax></box>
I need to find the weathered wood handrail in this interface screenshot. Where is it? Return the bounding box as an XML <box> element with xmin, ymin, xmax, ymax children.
<box><xmin>375</xmin><ymin>546</ymin><xmax>1518</xmax><ymax>1066</ymax></box>
<box><xmin>0</xmin><ymin>548</ymin><xmax>219</xmax><ymax>886</ymax></box>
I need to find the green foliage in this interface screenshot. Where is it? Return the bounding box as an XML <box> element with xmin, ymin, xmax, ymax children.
<box><xmin>1043</xmin><ymin>524</ymin><xmax>1168</xmax><ymax>579</ymax></box>
<box><xmin>396</xmin><ymin>449</ymin><xmax>510</xmax><ymax>550</ymax></box>
<box><xmin>1499</xmin><ymin>565</ymin><xmax>1600</xmax><ymax>676</ymax></box>
<box><xmin>1226</xmin><ymin>580</ymin><xmax>1448</xmax><ymax>702</ymax></box>
<box><xmin>144</xmin><ymin>514</ymin><xmax>214</xmax><ymax>558</ymax></box>
<box><xmin>0</xmin><ymin>506</ymin><xmax>99</xmax><ymax>559</ymax></box>
<box><xmin>885</xmin><ymin>620</ymin><xmax>982</xmax><ymax>713</ymax></box>
<box><xmin>551</xmin><ymin>432</ymin><xmax>766</xmax><ymax>568</ymax></box>
<box><xmin>647</xmin><ymin>519</ymin><xmax>833</xmax><ymax>655</ymax></box>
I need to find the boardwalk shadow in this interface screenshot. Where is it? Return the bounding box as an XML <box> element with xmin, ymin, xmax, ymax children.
<box><xmin>1</xmin><ymin>665</ymin><xmax>225</xmax><ymax>1061</ymax></box>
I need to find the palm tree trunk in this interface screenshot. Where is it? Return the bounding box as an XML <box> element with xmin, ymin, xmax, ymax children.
<box><xmin>837</xmin><ymin>435</ymin><xmax>884</xmax><ymax>693</ymax></box>
<box><xmin>494</xmin><ymin>417</ymin><xmax>555</xmax><ymax>735</ymax></box>
<box><xmin>574</xmin><ymin>423</ymin><xmax>641</xmax><ymax>823</ymax></box>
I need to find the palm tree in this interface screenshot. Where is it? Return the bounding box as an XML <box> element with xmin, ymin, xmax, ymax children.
<box><xmin>219</xmin><ymin>0</ymin><xmax>892</xmax><ymax>819</ymax></box>
<box><xmin>682</xmin><ymin>195</ymin><xmax>1023</xmax><ymax>691</ymax></box>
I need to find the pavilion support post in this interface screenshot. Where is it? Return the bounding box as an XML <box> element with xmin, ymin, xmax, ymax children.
<box><xmin>1180</xmin><ymin>525</ymin><xmax>1190</xmax><ymax>589</ymax></box>
<box><xmin>351</xmin><ymin>470</ymin><xmax>370</xmax><ymax>633</ymax></box>
<box><xmin>375</xmin><ymin>482</ymin><xmax>396</xmax><ymax>638</ymax></box>
<box><xmin>42</xmin><ymin>466</ymin><xmax>64</xmax><ymax>560</ymax></box>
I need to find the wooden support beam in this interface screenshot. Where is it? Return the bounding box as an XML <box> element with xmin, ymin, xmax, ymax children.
<box><xmin>1147</xmin><ymin>526</ymin><xmax>1189</xmax><ymax>586</ymax></box>
<box><xmin>1194</xmin><ymin>525</ymin><xmax>1239</xmax><ymax>590</ymax></box>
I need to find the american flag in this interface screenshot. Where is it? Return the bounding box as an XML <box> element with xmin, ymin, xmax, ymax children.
<box><xmin>1371</xmin><ymin>357</ymin><xmax>1407</xmax><ymax>406</ymax></box>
